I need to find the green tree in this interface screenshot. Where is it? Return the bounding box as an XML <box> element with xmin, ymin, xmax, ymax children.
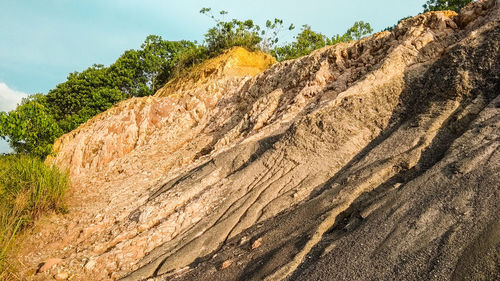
<box><xmin>141</xmin><ymin>35</ymin><xmax>164</xmax><ymax>93</ymax></box>
<box><xmin>204</xmin><ymin>18</ymin><xmax>262</xmax><ymax>54</ymax></box>
<box><xmin>109</xmin><ymin>38</ymin><xmax>196</xmax><ymax>97</ymax></box>
<box><xmin>108</xmin><ymin>49</ymin><xmax>148</xmax><ymax>97</ymax></box>
<box><xmin>146</xmin><ymin>39</ymin><xmax>196</xmax><ymax>91</ymax></box>
<box><xmin>260</xmin><ymin>19</ymin><xmax>295</xmax><ymax>52</ymax></box>
<box><xmin>423</xmin><ymin>0</ymin><xmax>473</xmax><ymax>12</ymax></box>
<box><xmin>0</xmin><ymin>96</ymin><xmax>63</xmax><ymax>158</ymax></box>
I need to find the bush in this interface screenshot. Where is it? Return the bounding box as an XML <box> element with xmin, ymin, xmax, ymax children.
<box><xmin>0</xmin><ymin>155</ymin><xmax>69</xmax><ymax>277</ymax></box>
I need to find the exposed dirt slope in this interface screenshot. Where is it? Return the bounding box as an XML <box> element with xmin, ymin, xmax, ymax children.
<box><xmin>17</xmin><ymin>1</ymin><xmax>499</xmax><ymax>280</ymax></box>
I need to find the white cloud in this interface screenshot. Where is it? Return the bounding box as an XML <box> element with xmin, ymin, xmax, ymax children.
<box><xmin>0</xmin><ymin>82</ymin><xmax>28</xmax><ymax>112</ymax></box>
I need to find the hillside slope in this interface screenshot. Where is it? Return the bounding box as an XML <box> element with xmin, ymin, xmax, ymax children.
<box><xmin>18</xmin><ymin>1</ymin><xmax>499</xmax><ymax>280</ymax></box>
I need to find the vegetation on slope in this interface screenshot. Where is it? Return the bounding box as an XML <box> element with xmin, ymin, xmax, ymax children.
<box><xmin>0</xmin><ymin>155</ymin><xmax>69</xmax><ymax>278</ymax></box>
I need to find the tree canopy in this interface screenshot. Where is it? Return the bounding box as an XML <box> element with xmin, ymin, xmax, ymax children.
<box><xmin>0</xmin><ymin>95</ymin><xmax>62</xmax><ymax>158</ymax></box>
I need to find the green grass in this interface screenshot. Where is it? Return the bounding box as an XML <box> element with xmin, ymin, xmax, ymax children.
<box><xmin>0</xmin><ymin>154</ymin><xmax>69</xmax><ymax>279</ymax></box>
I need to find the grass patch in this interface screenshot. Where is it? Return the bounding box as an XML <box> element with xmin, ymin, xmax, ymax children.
<box><xmin>0</xmin><ymin>154</ymin><xmax>69</xmax><ymax>279</ymax></box>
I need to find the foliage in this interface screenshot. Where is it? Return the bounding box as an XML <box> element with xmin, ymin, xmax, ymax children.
<box><xmin>0</xmin><ymin>96</ymin><xmax>63</xmax><ymax>159</ymax></box>
<box><xmin>204</xmin><ymin>17</ymin><xmax>262</xmax><ymax>55</ymax></box>
<box><xmin>44</xmin><ymin>64</ymin><xmax>123</xmax><ymax>132</ymax></box>
<box><xmin>200</xmin><ymin>8</ymin><xmax>293</xmax><ymax>56</ymax></box>
<box><xmin>272</xmin><ymin>21</ymin><xmax>373</xmax><ymax>61</ymax></box>
<box><xmin>261</xmin><ymin>19</ymin><xmax>295</xmax><ymax>52</ymax></box>
<box><xmin>423</xmin><ymin>0</ymin><xmax>473</xmax><ymax>12</ymax></box>
<box><xmin>0</xmin><ymin>155</ymin><xmax>69</xmax><ymax>277</ymax></box>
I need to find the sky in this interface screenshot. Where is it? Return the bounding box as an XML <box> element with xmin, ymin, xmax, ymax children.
<box><xmin>0</xmin><ymin>0</ymin><xmax>425</xmax><ymax>153</ymax></box>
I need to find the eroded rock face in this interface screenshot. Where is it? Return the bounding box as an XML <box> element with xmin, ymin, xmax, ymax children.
<box><xmin>49</xmin><ymin>47</ymin><xmax>275</xmax><ymax>179</ymax></box>
<box><xmin>22</xmin><ymin>1</ymin><xmax>499</xmax><ymax>280</ymax></box>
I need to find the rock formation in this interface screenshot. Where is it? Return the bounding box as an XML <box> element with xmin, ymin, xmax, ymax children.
<box><xmin>19</xmin><ymin>1</ymin><xmax>499</xmax><ymax>280</ymax></box>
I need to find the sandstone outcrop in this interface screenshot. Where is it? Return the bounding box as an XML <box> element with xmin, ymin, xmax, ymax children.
<box><xmin>21</xmin><ymin>1</ymin><xmax>499</xmax><ymax>280</ymax></box>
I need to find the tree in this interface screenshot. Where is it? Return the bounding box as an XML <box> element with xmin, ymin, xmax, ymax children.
<box><xmin>203</xmin><ymin>16</ymin><xmax>262</xmax><ymax>55</ymax></box>
<box><xmin>141</xmin><ymin>35</ymin><xmax>164</xmax><ymax>93</ymax></box>
<box><xmin>44</xmin><ymin>64</ymin><xmax>114</xmax><ymax>132</ymax></box>
<box><xmin>260</xmin><ymin>19</ymin><xmax>295</xmax><ymax>52</ymax></box>
<box><xmin>423</xmin><ymin>0</ymin><xmax>473</xmax><ymax>12</ymax></box>
<box><xmin>45</xmin><ymin>65</ymin><xmax>110</xmax><ymax>118</ymax></box>
<box><xmin>0</xmin><ymin>96</ymin><xmax>63</xmax><ymax>158</ymax></box>
<box><xmin>108</xmin><ymin>49</ymin><xmax>148</xmax><ymax>97</ymax></box>
<box><xmin>38</xmin><ymin>35</ymin><xmax>196</xmax><ymax>134</ymax></box>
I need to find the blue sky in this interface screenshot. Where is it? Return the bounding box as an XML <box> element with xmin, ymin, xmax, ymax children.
<box><xmin>0</xmin><ymin>0</ymin><xmax>425</xmax><ymax>153</ymax></box>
